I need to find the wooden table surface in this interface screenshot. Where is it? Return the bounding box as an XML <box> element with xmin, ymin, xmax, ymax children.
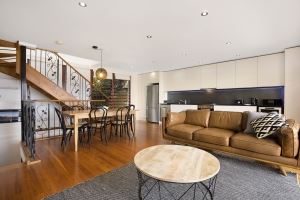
<box><xmin>134</xmin><ymin>145</ymin><xmax>220</xmax><ymax>183</ymax></box>
<box><xmin>63</xmin><ymin>109</ymin><xmax>137</xmax><ymax>151</ymax></box>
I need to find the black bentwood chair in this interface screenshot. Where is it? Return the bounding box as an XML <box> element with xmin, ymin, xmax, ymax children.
<box><xmin>87</xmin><ymin>106</ymin><xmax>109</xmax><ymax>144</ymax></box>
<box><xmin>127</xmin><ymin>104</ymin><xmax>136</xmax><ymax>137</ymax></box>
<box><xmin>55</xmin><ymin>108</ymin><xmax>87</xmax><ymax>149</ymax></box>
<box><xmin>111</xmin><ymin>106</ymin><xmax>131</xmax><ymax>138</ymax></box>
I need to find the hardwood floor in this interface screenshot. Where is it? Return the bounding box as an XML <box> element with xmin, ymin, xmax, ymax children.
<box><xmin>0</xmin><ymin>121</ymin><xmax>166</xmax><ymax>200</ymax></box>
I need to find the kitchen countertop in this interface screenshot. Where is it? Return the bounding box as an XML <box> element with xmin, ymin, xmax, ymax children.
<box><xmin>161</xmin><ymin>103</ymin><xmax>258</xmax><ymax>106</ymax></box>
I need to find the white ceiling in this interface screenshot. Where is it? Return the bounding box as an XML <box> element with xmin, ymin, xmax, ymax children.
<box><xmin>1</xmin><ymin>0</ymin><xmax>300</xmax><ymax>74</ymax></box>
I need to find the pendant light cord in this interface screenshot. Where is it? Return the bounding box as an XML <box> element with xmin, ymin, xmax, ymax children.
<box><xmin>100</xmin><ymin>49</ymin><xmax>103</xmax><ymax>68</ymax></box>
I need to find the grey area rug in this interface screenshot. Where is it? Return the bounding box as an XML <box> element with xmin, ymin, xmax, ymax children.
<box><xmin>45</xmin><ymin>154</ymin><xmax>300</xmax><ymax>200</ymax></box>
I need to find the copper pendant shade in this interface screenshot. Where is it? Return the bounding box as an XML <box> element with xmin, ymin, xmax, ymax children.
<box><xmin>95</xmin><ymin>68</ymin><xmax>107</xmax><ymax>80</ymax></box>
<box><xmin>94</xmin><ymin>47</ymin><xmax>107</xmax><ymax>80</ymax></box>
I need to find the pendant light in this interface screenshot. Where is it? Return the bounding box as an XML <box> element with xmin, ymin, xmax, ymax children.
<box><xmin>94</xmin><ymin>46</ymin><xmax>107</xmax><ymax>80</ymax></box>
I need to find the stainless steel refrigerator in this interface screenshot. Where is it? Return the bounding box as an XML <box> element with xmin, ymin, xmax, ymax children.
<box><xmin>146</xmin><ymin>83</ymin><xmax>159</xmax><ymax>123</ymax></box>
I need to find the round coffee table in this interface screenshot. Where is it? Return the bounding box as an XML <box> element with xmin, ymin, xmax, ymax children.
<box><xmin>134</xmin><ymin>145</ymin><xmax>220</xmax><ymax>200</ymax></box>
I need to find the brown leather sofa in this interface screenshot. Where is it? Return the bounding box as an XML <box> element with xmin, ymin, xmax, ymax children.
<box><xmin>162</xmin><ymin>109</ymin><xmax>300</xmax><ymax>181</ymax></box>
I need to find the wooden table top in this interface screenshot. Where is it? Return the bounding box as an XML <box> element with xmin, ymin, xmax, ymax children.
<box><xmin>134</xmin><ymin>145</ymin><xmax>220</xmax><ymax>183</ymax></box>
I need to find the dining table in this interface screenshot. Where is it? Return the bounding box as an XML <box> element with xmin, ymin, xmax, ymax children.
<box><xmin>63</xmin><ymin>109</ymin><xmax>137</xmax><ymax>151</ymax></box>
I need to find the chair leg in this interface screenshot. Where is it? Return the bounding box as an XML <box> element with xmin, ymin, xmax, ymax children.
<box><xmin>104</xmin><ymin>125</ymin><xmax>108</xmax><ymax>144</ymax></box>
<box><xmin>110</xmin><ymin>124</ymin><xmax>113</xmax><ymax>139</ymax></box>
<box><xmin>126</xmin><ymin>123</ymin><xmax>131</xmax><ymax>139</ymax></box>
<box><xmin>130</xmin><ymin>121</ymin><xmax>134</xmax><ymax>136</ymax></box>
<box><xmin>99</xmin><ymin>127</ymin><xmax>103</xmax><ymax>141</ymax></box>
<box><xmin>115</xmin><ymin>125</ymin><xmax>119</xmax><ymax>136</ymax></box>
<box><xmin>68</xmin><ymin>130</ymin><xmax>73</xmax><ymax>141</ymax></box>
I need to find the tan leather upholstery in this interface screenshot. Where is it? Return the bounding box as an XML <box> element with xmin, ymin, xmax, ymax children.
<box><xmin>193</xmin><ymin>128</ymin><xmax>235</xmax><ymax>146</ymax></box>
<box><xmin>163</xmin><ymin>132</ymin><xmax>298</xmax><ymax>167</ymax></box>
<box><xmin>167</xmin><ymin>124</ymin><xmax>203</xmax><ymax>140</ymax></box>
<box><xmin>279</xmin><ymin>119</ymin><xmax>300</xmax><ymax>158</ymax></box>
<box><xmin>231</xmin><ymin>133</ymin><xmax>281</xmax><ymax>156</ymax></box>
<box><xmin>166</xmin><ymin>112</ymin><xmax>186</xmax><ymax>128</ymax></box>
<box><xmin>184</xmin><ymin>109</ymin><xmax>210</xmax><ymax>127</ymax></box>
<box><xmin>241</xmin><ymin>111</ymin><xmax>249</xmax><ymax>131</ymax></box>
<box><xmin>208</xmin><ymin>111</ymin><xmax>242</xmax><ymax>132</ymax></box>
<box><xmin>163</xmin><ymin>110</ymin><xmax>300</xmax><ymax>169</ymax></box>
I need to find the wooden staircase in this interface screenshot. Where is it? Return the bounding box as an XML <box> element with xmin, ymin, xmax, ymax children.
<box><xmin>0</xmin><ymin>39</ymin><xmax>90</xmax><ymax>100</ymax></box>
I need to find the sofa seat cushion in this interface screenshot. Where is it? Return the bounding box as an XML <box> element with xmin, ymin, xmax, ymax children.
<box><xmin>230</xmin><ymin>133</ymin><xmax>281</xmax><ymax>156</ymax></box>
<box><xmin>167</xmin><ymin>124</ymin><xmax>204</xmax><ymax>140</ymax></box>
<box><xmin>193</xmin><ymin>128</ymin><xmax>235</xmax><ymax>146</ymax></box>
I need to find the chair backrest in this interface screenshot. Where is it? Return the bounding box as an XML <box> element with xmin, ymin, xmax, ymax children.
<box><xmin>88</xmin><ymin>106</ymin><xmax>108</xmax><ymax>127</ymax></box>
<box><xmin>128</xmin><ymin>104</ymin><xmax>135</xmax><ymax>114</ymax></box>
<box><xmin>55</xmin><ymin>108</ymin><xmax>67</xmax><ymax>132</ymax></box>
<box><xmin>127</xmin><ymin>104</ymin><xmax>135</xmax><ymax>121</ymax></box>
<box><xmin>116</xmin><ymin>106</ymin><xmax>130</xmax><ymax>121</ymax></box>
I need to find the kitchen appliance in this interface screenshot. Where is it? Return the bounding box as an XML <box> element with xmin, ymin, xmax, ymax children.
<box><xmin>234</xmin><ymin>99</ymin><xmax>244</xmax><ymax>105</ymax></box>
<box><xmin>146</xmin><ymin>83</ymin><xmax>159</xmax><ymax>123</ymax></box>
<box><xmin>262</xmin><ymin>99</ymin><xmax>283</xmax><ymax>107</ymax></box>
<box><xmin>250</xmin><ymin>97</ymin><xmax>258</xmax><ymax>106</ymax></box>
<box><xmin>258</xmin><ymin>106</ymin><xmax>282</xmax><ymax>114</ymax></box>
<box><xmin>198</xmin><ymin>104</ymin><xmax>214</xmax><ymax>111</ymax></box>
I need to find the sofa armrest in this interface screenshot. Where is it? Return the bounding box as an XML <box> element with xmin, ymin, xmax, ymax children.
<box><xmin>279</xmin><ymin>119</ymin><xmax>300</xmax><ymax>158</ymax></box>
<box><xmin>165</xmin><ymin>112</ymin><xmax>186</xmax><ymax>129</ymax></box>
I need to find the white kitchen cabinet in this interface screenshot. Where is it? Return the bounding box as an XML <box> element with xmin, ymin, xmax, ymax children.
<box><xmin>236</xmin><ymin>57</ymin><xmax>258</xmax><ymax>88</ymax></box>
<box><xmin>257</xmin><ymin>53</ymin><xmax>284</xmax><ymax>87</ymax></box>
<box><xmin>214</xmin><ymin>105</ymin><xmax>257</xmax><ymax>112</ymax></box>
<box><xmin>176</xmin><ymin>67</ymin><xmax>201</xmax><ymax>91</ymax></box>
<box><xmin>200</xmin><ymin>64</ymin><xmax>217</xmax><ymax>88</ymax></box>
<box><xmin>217</xmin><ymin>61</ymin><xmax>236</xmax><ymax>89</ymax></box>
<box><xmin>163</xmin><ymin>67</ymin><xmax>201</xmax><ymax>91</ymax></box>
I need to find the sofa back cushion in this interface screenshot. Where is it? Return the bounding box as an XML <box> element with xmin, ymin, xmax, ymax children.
<box><xmin>166</xmin><ymin>111</ymin><xmax>186</xmax><ymax>128</ymax></box>
<box><xmin>184</xmin><ymin>109</ymin><xmax>211</xmax><ymax>127</ymax></box>
<box><xmin>208</xmin><ymin>111</ymin><xmax>242</xmax><ymax>132</ymax></box>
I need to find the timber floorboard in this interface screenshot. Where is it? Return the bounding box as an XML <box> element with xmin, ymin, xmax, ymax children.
<box><xmin>0</xmin><ymin>121</ymin><xmax>166</xmax><ymax>200</ymax></box>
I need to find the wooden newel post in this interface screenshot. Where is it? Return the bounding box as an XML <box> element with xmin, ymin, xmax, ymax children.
<box><xmin>90</xmin><ymin>69</ymin><xmax>94</xmax><ymax>98</ymax></box>
<box><xmin>62</xmin><ymin>65</ymin><xmax>67</xmax><ymax>91</ymax></box>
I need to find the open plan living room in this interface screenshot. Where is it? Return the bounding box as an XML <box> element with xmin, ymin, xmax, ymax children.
<box><xmin>1</xmin><ymin>0</ymin><xmax>300</xmax><ymax>199</ymax></box>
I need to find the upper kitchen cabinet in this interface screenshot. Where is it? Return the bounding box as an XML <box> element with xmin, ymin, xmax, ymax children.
<box><xmin>183</xmin><ymin>67</ymin><xmax>201</xmax><ymax>90</ymax></box>
<box><xmin>257</xmin><ymin>53</ymin><xmax>284</xmax><ymax>87</ymax></box>
<box><xmin>200</xmin><ymin>64</ymin><xmax>217</xmax><ymax>88</ymax></box>
<box><xmin>217</xmin><ymin>61</ymin><xmax>236</xmax><ymax>89</ymax></box>
<box><xmin>236</xmin><ymin>57</ymin><xmax>258</xmax><ymax>88</ymax></box>
<box><xmin>163</xmin><ymin>67</ymin><xmax>201</xmax><ymax>91</ymax></box>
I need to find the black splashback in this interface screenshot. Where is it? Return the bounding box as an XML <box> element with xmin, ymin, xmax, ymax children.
<box><xmin>167</xmin><ymin>86</ymin><xmax>284</xmax><ymax>106</ymax></box>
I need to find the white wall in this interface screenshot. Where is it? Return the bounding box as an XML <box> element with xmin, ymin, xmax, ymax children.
<box><xmin>284</xmin><ymin>47</ymin><xmax>300</xmax><ymax>121</ymax></box>
<box><xmin>0</xmin><ymin>73</ymin><xmax>20</xmax><ymax>109</ymax></box>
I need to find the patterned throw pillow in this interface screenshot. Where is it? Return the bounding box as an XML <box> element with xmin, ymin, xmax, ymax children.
<box><xmin>250</xmin><ymin>112</ymin><xmax>286</xmax><ymax>139</ymax></box>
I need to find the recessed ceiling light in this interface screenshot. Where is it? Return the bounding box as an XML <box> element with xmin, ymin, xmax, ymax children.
<box><xmin>225</xmin><ymin>41</ymin><xmax>232</xmax><ymax>45</ymax></box>
<box><xmin>146</xmin><ymin>35</ymin><xmax>152</xmax><ymax>39</ymax></box>
<box><xmin>201</xmin><ymin>11</ymin><xmax>208</xmax><ymax>16</ymax></box>
<box><xmin>78</xmin><ymin>2</ymin><xmax>87</xmax><ymax>7</ymax></box>
<box><xmin>55</xmin><ymin>41</ymin><xmax>63</xmax><ymax>45</ymax></box>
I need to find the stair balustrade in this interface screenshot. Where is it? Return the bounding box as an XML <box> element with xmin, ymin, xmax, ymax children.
<box><xmin>26</xmin><ymin>48</ymin><xmax>91</xmax><ymax>100</ymax></box>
